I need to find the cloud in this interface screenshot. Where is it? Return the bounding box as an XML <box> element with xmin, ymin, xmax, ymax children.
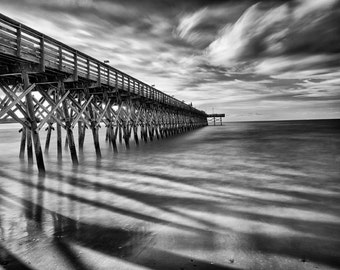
<box><xmin>255</xmin><ymin>54</ymin><xmax>340</xmax><ymax>75</ymax></box>
<box><xmin>207</xmin><ymin>3</ymin><xmax>289</xmax><ymax>66</ymax></box>
<box><xmin>177</xmin><ymin>8</ymin><xmax>208</xmax><ymax>39</ymax></box>
<box><xmin>175</xmin><ymin>2</ymin><xmax>248</xmax><ymax>48</ymax></box>
<box><xmin>206</xmin><ymin>0</ymin><xmax>340</xmax><ymax>71</ymax></box>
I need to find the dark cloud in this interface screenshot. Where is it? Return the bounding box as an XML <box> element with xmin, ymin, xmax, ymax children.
<box><xmin>206</xmin><ymin>0</ymin><xmax>340</xmax><ymax>67</ymax></box>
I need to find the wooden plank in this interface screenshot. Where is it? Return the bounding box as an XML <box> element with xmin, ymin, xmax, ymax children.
<box><xmin>0</xmin><ymin>25</ymin><xmax>17</xmax><ymax>36</ymax></box>
<box><xmin>0</xmin><ymin>29</ymin><xmax>17</xmax><ymax>43</ymax></box>
<box><xmin>0</xmin><ymin>37</ymin><xmax>17</xmax><ymax>50</ymax></box>
<box><xmin>44</xmin><ymin>41</ymin><xmax>59</xmax><ymax>53</ymax></box>
<box><xmin>20</xmin><ymin>51</ymin><xmax>40</xmax><ymax>63</ymax></box>
<box><xmin>21</xmin><ymin>34</ymin><xmax>40</xmax><ymax>47</ymax></box>
<box><xmin>44</xmin><ymin>47</ymin><xmax>60</xmax><ymax>58</ymax></box>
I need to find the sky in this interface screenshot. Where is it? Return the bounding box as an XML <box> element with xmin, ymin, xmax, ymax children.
<box><xmin>1</xmin><ymin>0</ymin><xmax>340</xmax><ymax>121</ymax></box>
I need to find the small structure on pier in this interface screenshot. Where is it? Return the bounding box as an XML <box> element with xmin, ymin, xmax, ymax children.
<box><xmin>207</xmin><ymin>114</ymin><xmax>225</xmax><ymax>126</ymax></box>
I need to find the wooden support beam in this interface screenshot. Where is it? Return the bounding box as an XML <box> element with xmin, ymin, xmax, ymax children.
<box><xmin>36</xmin><ymin>90</ymin><xmax>69</xmax><ymax>132</ymax></box>
<box><xmin>77</xmin><ymin>93</ymin><xmax>83</xmax><ymax>149</ymax></box>
<box><xmin>71</xmin><ymin>96</ymin><xmax>93</xmax><ymax>129</ymax></box>
<box><xmin>79</xmin><ymin>122</ymin><xmax>86</xmax><ymax>150</ymax></box>
<box><xmin>0</xmin><ymin>83</ymin><xmax>35</xmax><ymax>119</ymax></box>
<box><xmin>22</xmin><ymin>71</ymin><xmax>45</xmax><ymax>173</ymax></box>
<box><xmin>57</xmin><ymin>120</ymin><xmax>62</xmax><ymax>159</ymax></box>
<box><xmin>155</xmin><ymin>123</ymin><xmax>160</xmax><ymax>140</ymax></box>
<box><xmin>0</xmin><ymin>93</ymin><xmax>9</xmax><ymax>109</ymax></box>
<box><xmin>8</xmin><ymin>108</ymin><xmax>30</xmax><ymax>129</ymax></box>
<box><xmin>67</xmin><ymin>95</ymin><xmax>92</xmax><ymax>126</ymax></box>
<box><xmin>19</xmin><ymin>126</ymin><xmax>26</xmax><ymax>159</ymax></box>
<box><xmin>107</xmin><ymin>106</ymin><xmax>118</xmax><ymax>153</ymax></box>
<box><xmin>105</xmin><ymin>125</ymin><xmax>110</xmax><ymax>142</ymax></box>
<box><xmin>133</xmin><ymin>125</ymin><xmax>139</xmax><ymax>146</ymax></box>
<box><xmin>64</xmin><ymin>133</ymin><xmax>69</xmax><ymax>149</ymax></box>
<box><xmin>123</xmin><ymin>122</ymin><xmax>130</xmax><ymax>149</ymax></box>
<box><xmin>59</xmin><ymin>81</ymin><xmax>78</xmax><ymax>165</ymax></box>
<box><xmin>110</xmin><ymin>124</ymin><xmax>118</xmax><ymax>153</ymax></box>
<box><xmin>32</xmin><ymin>95</ymin><xmax>65</xmax><ymax>129</ymax></box>
<box><xmin>26</xmin><ymin>128</ymin><xmax>33</xmax><ymax>164</ymax></box>
<box><xmin>44</xmin><ymin>123</ymin><xmax>53</xmax><ymax>154</ymax></box>
<box><xmin>33</xmin><ymin>97</ymin><xmax>51</xmax><ymax>122</ymax></box>
<box><xmin>95</xmin><ymin>101</ymin><xmax>110</xmax><ymax>127</ymax></box>
<box><xmin>0</xmin><ymin>96</ymin><xmax>31</xmax><ymax>129</ymax></box>
<box><xmin>0</xmin><ymin>83</ymin><xmax>31</xmax><ymax>120</ymax></box>
<box><xmin>132</xmin><ymin>104</ymin><xmax>140</xmax><ymax>145</ymax></box>
<box><xmin>87</xmin><ymin>100</ymin><xmax>101</xmax><ymax>159</ymax></box>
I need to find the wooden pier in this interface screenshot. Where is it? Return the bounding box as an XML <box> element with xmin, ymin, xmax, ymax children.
<box><xmin>207</xmin><ymin>114</ymin><xmax>225</xmax><ymax>126</ymax></box>
<box><xmin>0</xmin><ymin>13</ymin><xmax>208</xmax><ymax>173</ymax></box>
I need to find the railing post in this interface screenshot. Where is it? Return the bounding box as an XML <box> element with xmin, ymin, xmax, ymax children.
<box><xmin>97</xmin><ymin>63</ymin><xmax>101</xmax><ymax>84</ymax></box>
<box><xmin>58</xmin><ymin>46</ymin><xmax>63</xmax><ymax>70</ymax></box>
<box><xmin>128</xmin><ymin>77</ymin><xmax>130</xmax><ymax>94</ymax></box>
<box><xmin>16</xmin><ymin>25</ymin><xmax>21</xmax><ymax>57</ymax></box>
<box><xmin>86</xmin><ymin>58</ymin><xmax>90</xmax><ymax>79</ymax></box>
<box><xmin>40</xmin><ymin>36</ymin><xmax>45</xmax><ymax>72</ymax></box>
<box><xmin>73</xmin><ymin>51</ymin><xmax>78</xmax><ymax>81</ymax></box>
<box><xmin>115</xmin><ymin>71</ymin><xmax>118</xmax><ymax>91</ymax></box>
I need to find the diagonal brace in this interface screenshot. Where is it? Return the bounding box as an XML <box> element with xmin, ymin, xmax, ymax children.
<box><xmin>36</xmin><ymin>90</ymin><xmax>70</xmax><ymax>132</ymax></box>
<box><xmin>0</xmin><ymin>83</ymin><xmax>36</xmax><ymax>119</ymax></box>
<box><xmin>71</xmin><ymin>95</ymin><xmax>93</xmax><ymax>129</ymax></box>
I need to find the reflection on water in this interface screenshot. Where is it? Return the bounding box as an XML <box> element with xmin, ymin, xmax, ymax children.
<box><xmin>0</xmin><ymin>119</ymin><xmax>339</xmax><ymax>270</ymax></box>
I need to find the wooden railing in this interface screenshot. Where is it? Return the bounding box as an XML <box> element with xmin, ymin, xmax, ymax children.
<box><xmin>0</xmin><ymin>13</ymin><xmax>206</xmax><ymax>116</ymax></box>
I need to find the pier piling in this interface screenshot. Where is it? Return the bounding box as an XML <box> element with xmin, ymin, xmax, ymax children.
<box><xmin>19</xmin><ymin>127</ymin><xmax>26</xmax><ymax>159</ymax></box>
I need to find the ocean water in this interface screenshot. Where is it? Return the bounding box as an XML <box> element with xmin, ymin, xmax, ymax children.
<box><xmin>0</xmin><ymin>119</ymin><xmax>339</xmax><ymax>270</ymax></box>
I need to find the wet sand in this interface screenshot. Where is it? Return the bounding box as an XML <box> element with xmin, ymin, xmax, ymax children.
<box><xmin>0</xmin><ymin>120</ymin><xmax>340</xmax><ymax>269</ymax></box>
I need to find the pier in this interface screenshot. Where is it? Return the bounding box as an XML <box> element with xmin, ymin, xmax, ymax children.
<box><xmin>0</xmin><ymin>13</ymin><xmax>209</xmax><ymax>173</ymax></box>
<box><xmin>207</xmin><ymin>114</ymin><xmax>225</xmax><ymax>126</ymax></box>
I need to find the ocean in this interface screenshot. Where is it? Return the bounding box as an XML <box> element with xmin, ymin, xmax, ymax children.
<box><xmin>0</xmin><ymin>119</ymin><xmax>339</xmax><ymax>270</ymax></box>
